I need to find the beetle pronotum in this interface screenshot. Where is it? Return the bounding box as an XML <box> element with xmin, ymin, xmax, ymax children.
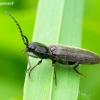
<box><xmin>6</xmin><ymin>12</ymin><xmax>100</xmax><ymax>85</ymax></box>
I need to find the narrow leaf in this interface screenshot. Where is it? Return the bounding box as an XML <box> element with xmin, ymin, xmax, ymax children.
<box><xmin>23</xmin><ymin>0</ymin><xmax>85</xmax><ymax>100</ymax></box>
<box><xmin>78</xmin><ymin>92</ymin><xmax>90</xmax><ymax>100</ymax></box>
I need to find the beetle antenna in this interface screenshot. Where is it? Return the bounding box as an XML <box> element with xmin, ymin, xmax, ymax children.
<box><xmin>6</xmin><ymin>11</ymin><xmax>29</xmax><ymax>47</ymax></box>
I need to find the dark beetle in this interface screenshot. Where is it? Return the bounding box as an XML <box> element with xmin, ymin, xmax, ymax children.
<box><xmin>49</xmin><ymin>45</ymin><xmax>100</xmax><ymax>78</ymax></box>
<box><xmin>6</xmin><ymin>12</ymin><xmax>100</xmax><ymax>84</ymax></box>
<box><xmin>49</xmin><ymin>44</ymin><xmax>100</xmax><ymax>64</ymax></box>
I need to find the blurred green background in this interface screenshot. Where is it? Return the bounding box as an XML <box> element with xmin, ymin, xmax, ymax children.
<box><xmin>0</xmin><ymin>0</ymin><xmax>100</xmax><ymax>100</ymax></box>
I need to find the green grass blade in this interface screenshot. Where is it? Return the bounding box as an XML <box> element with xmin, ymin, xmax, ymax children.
<box><xmin>23</xmin><ymin>0</ymin><xmax>85</xmax><ymax>100</ymax></box>
<box><xmin>78</xmin><ymin>92</ymin><xmax>90</xmax><ymax>100</ymax></box>
<box><xmin>51</xmin><ymin>0</ymin><xmax>84</xmax><ymax>100</ymax></box>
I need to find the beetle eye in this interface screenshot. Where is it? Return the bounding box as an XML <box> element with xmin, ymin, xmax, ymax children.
<box><xmin>27</xmin><ymin>46</ymin><xmax>35</xmax><ymax>52</ymax></box>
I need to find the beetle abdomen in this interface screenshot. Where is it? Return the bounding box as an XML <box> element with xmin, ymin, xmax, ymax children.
<box><xmin>49</xmin><ymin>44</ymin><xmax>100</xmax><ymax>64</ymax></box>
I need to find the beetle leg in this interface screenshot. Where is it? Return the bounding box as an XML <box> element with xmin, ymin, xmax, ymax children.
<box><xmin>26</xmin><ymin>53</ymin><xmax>39</xmax><ymax>73</ymax></box>
<box><xmin>29</xmin><ymin>59</ymin><xmax>42</xmax><ymax>78</ymax></box>
<box><xmin>52</xmin><ymin>60</ymin><xmax>57</xmax><ymax>85</ymax></box>
<box><xmin>25</xmin><ymin>56</ymin><xmax>32</xmax><ymax>73</ymax></box>
<box><xmin>73</xmin><ymin>62</ymin><xmax>86</xmax><ymax>77</ymax></box>
<box><xmin>54</xmin><ymin>66</ymin><xmax>57</xmax><ymax>86</ymax></box>
<box><xmin>29</xmin><ymin>53</ymin><xmax>38</xmax><ymax>58</ymax></box>
<box><xmin>52</xmin><ymin>59</ymin><xmax>56</xmax><ymax>66</ymax></box>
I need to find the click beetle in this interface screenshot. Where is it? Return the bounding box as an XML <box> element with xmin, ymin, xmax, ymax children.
<box><xmin>6</xmin><ymin>12</ymin><xmax>100</xmax><ymax>85</ymax></box>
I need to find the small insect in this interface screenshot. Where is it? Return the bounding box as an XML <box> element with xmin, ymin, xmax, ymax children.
<box><xmin>6</xmin><ymin>12</ymin><xmax>100</xmax><ymax>85</ymax></box>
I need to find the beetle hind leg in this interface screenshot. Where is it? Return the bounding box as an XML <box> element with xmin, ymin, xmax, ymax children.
<box><xmin>73</xmin><ymin>62</ymin><xmax>86</xmax><ymax>77</ymax></box>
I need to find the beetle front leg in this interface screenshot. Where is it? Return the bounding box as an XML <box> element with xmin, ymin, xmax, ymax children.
<box><xmin>26</xmin><ymin>53</ymin><xmax>42</xmax><ymax>78</ymax></box>
<box><xmin>73</xmin><ymin>62</ymin><xmax>86</xmax><ymax>77</ymax></box>
<box><xmin>26</xmin><ymin>53</ymin><xmax>39</xmax><ymax>73</ymax></box>
<box><xmin>28</xmin><ymin>53</ymin><xmax>38</xmax><ymax>58</ymax></box>
<box><xmin>25</xmin><ymin>56</ymin><xmax>32</xmax><ymax>73</ymax></box>
<box><xmin>28</xmin><ymin>59</ymin><xmax>42</xmax><ymax>78</ymax></box>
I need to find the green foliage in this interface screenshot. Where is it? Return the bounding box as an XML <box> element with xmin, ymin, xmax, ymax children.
<box><xmin>0</xmin><ymin>0</ymin><xmax>100</xmax><ymax>100</ymax></box>
<box><xmin>78</xmin><ymin>92</ymin><xmax>90</xmax><ymax>100</ymax></box>
<box><xmin>23</xmin><ymin>0</ymin><xmax>89</xmax><ymax>100</ymax></box>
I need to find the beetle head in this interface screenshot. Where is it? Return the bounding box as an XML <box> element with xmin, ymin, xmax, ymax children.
<box><xmin>25</xmin><ymin>42</ymin><xmax>36</xmax><ymax>53</ymax></box>
<box><xmin>25</xmin><ymin>42</ymin><xmax>52</xmax><ymax>59</ymax></box>
<box><xmin>25</xmin><ymin>42</ymin><xmax>45</xmax><ymax>53</ymax></box>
